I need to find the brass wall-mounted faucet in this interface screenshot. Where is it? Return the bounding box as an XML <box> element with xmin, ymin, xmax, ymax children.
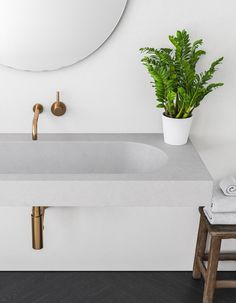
<box><xmin>32</xmin><ymin>103</ymin><xmax>43</xmax><ymax>140</ymax></box>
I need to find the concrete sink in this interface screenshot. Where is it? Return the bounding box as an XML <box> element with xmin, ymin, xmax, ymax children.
<box><xmin>0</xmin><ymin>134</ymin><xmax>212</xmax><ymax>207</ymax></box>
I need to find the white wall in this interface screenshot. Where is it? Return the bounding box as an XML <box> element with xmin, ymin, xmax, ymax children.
<box><xmin>0</xmin><ymin>0</ymin><xmax>235</xmax><ymax>270</ymax></box>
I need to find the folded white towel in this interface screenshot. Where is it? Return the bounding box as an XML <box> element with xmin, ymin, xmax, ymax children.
<box><xmin>220</xmin><ymin>176</ymin><xmax>236</xmax><ymax>196</ymax></box>
<box><xmin>204</xmin><ymin>206</ymin><xmax>236</xmax><ymax>225</ymax></box>
<box><xmin>211</xmin><ymin>186</ymin><xmax>236</xmax><ymax>213</ymax></box>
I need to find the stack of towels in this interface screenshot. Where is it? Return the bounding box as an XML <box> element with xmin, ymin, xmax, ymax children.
<box><xmin>204</xmin><ymin>176</ymin><xmax>236</xmax><ymax>224</ymax></box>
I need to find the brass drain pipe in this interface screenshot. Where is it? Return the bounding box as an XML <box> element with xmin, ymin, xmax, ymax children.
<box><xmin>31</xmin><ymin>207</ymin><xmax>47</xmax><ymax>250</ymax></box>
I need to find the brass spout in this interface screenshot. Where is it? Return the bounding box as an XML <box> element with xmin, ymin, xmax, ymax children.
<box><xmin>31</xmin><ymin>207</ymin><xmax>47</xmax><ymax>250</ymax></box>
<box><xmin>32</xmin><ymin>103</ymin><xmax>43</xmax><ymax>140</ymax></box>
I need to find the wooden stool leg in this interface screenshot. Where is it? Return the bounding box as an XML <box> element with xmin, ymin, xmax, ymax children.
<box><xmin>193</xmin><ymin>214</ymin><xmax>208</xmax><ymax>279</ymax></box>
<box><xmin>203</xmin><ymin>236</ymin><xmax>221</xmax><ymax>303</ymax></box>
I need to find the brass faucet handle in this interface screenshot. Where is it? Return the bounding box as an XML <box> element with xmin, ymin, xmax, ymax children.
<box><xmin>51</xmin><ymin>91</ymin><xmax>66</xmax><ymax>116</ymax></box>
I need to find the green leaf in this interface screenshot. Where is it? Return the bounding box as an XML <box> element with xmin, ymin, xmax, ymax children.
<box><xmin>167</xmin><ymin>90</ymin><xmax>176</xmax><ymax>102</ymax></box>
<box><xmin>156</xmin><ymin>104</ymin><xmax>165</xmax><ymax>108</ymax></box>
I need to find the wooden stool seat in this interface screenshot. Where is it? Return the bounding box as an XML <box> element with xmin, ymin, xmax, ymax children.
<box><xmin>193</xmin><ymin>207</ymin><xmax>236</xmax><ymax>303</ymax></box>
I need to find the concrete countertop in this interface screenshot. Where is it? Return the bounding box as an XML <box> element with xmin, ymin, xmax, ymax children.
<box><xmin>0</xmin><ymin>133</ymin><xmax>213</xmax><ymax>207</ymax></box>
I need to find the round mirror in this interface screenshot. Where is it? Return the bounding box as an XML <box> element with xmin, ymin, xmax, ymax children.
<box><xmin>0</xmin><ymin>0</ymin><xmax>127</xmax><ymax>71</ymax></box>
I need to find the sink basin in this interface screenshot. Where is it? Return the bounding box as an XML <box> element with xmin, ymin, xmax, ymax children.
<box><xmin>0</xmin><ymin>134</ymin><xmax>213</xmax><ymax>207</ymax></box>
<box><xmin>0</xmin><ymin>141</ymin><xmax>167</xmax><ymax>174</ymax></box>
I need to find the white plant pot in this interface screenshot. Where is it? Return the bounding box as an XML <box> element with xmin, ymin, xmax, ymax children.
<box><xmin>162</xmin><ymin>114</ymin><xmax>193</xmax><ymax>145</ymax></box>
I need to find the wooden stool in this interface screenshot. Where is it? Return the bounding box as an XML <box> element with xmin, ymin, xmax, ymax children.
<box><xmin>193</xmin><ymin>207</ymin><xmax>236</xmax><ymax>303</ymax></box>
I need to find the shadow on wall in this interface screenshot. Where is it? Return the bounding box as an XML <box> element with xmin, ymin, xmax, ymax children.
<box><xmin>190</xmin><ymin>133</ymin><xmax>236</xmax><ymax>181</ymax></box>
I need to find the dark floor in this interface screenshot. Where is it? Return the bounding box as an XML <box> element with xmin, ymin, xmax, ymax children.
<box><xmin>0</xmin><ymin>272</ymin><xmax>235</xmax><ymax>303</ymax></box>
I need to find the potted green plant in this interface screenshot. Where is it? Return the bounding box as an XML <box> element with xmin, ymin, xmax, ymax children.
<box><xmin>140</xmin><ymin>29</ymin><xmax>224</xmax><ymax>145</ymax></box>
